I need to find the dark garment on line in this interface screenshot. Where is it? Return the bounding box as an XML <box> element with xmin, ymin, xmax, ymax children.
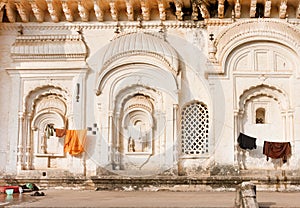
<box><xmin>237</xmin><ymin>133</ymin><xmax>257</xmax><ymax>150</ymax></box>
<box><xmin>263</xmin><ymin>141</ymin><xmax>291</xmax><ymax>163</ymax></box>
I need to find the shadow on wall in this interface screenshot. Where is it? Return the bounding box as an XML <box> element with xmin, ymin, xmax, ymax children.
<box><xmin>238</xmin><ymin>145</ymin><xmax>291</xmax><ymax>170</ymax></box>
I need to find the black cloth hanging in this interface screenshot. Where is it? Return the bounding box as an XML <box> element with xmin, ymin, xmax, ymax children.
<box><xmin>237</xmin><ymin>133</ymin><xmax>257</xmax><ymax>150</ymax></box>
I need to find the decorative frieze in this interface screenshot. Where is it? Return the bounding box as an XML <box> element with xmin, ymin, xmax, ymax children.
<box><xmin>11</xmin><ymin>34</ymin><xmax>87</xmax><ymax>61</ymax></box>
<box><xmin>0</xmin><ymin>0</ymin><xmax>299</xmax><ymax>23</ymax></box>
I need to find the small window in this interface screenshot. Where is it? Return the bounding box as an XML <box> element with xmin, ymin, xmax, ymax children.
<box><xmin>256</xmin><ymin>108</ymin><xmax>265</xmax><ymax>124</ymax></box>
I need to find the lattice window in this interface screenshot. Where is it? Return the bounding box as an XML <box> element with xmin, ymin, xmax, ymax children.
<box><xmin>181</xmin><ymin>102</ymin><xmax>209</xmax><ymax>155</ymax></box>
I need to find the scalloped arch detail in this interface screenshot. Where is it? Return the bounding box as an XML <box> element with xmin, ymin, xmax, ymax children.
<box><xmin>24</xmin><ymin>84</ymin><xmax>69</xmax><ymax>113</ymax></box>
<box><xmin>238</xmin><ymin>84</ymin><xmax>289</xmax><ymax>111</ymax></box>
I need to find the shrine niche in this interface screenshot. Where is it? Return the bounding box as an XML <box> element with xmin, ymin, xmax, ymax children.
<box><xmin>31</xmin><ymin>94</ymin><xmax>67</xmax><ymax>157</ymax></box>
<box><xmin>122</xmin><ymin>95</ymin><xmax>153</xmax><ymax>155</ymax></box>
<box><xmin>19</xmin><ymin>85</ymin><xmax>70</xmax><ymax>170</ymax></box>
<box><xmin>94</xmin><ymin>31</ymin><xmax>180</xmax><ymax>175</ymax></box>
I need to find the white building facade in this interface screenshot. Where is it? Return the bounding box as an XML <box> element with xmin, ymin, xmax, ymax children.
<box><xmin>1</xmin><ymin>0</ymin><xmax>300</xmax><ymax>182</ymax></box>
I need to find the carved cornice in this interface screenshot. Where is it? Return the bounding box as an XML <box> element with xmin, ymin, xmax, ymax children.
<box><xmin>11</xmin><ymin>34</ymin><xmax>87</xmax><ymax>61</ymax></box>
<box><xmin>0</xmin><ymin>21</ymin><xmax>206</xmax><ymax>32</ymax></box>
<box><xmin>1</xmin><ymin>0</ymin><xmax>300</xmax><ymax>23</ymax></box>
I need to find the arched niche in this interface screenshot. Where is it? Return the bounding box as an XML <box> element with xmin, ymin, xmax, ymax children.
<box><xmin>32</xmin><ymin>110</ymin><xmax>66</xmax><ymax>156</ymax></box>
<box><xmin>94</xmin><ymin>32</ymin><xmax>180</xmax><ymax>174</ymax></box>
<box><xmin>235</xmin><ymin>84</ymin><xmax>293</xmax><ymax>170</ymax></box>
<box><xmin>122</xmin><ymin>95</ymin><xmax>154</xmax><ymax>154</ymax></box>
<box><xmin>20</xmin><ymin>86</ymin><xmax>69</xmax><ymax>170</ymax></box>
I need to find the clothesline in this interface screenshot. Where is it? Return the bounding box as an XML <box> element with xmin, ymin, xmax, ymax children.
<box><xmin>237</xmin><ymin>132</ymin><xmax>291</xmax><ymax>163</ymax></box>
<box><xmin>54</xmin><ymin>128</ymin><xmax>87</xmax><ymax>156</ymax></box>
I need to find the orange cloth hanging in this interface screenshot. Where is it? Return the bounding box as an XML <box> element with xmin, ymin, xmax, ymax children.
<box><xmin>64</xmin><ymin>130</ymin><xmax>87</xmax><ymax>156</ymax></box>
<box><xmin>55</xmin><ymin>129</ymin><xmax>67</xmax><ymax>137</ymax></box>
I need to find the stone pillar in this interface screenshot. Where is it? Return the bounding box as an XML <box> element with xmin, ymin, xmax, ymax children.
<box><xmin>282</xmin><ymin>111</ymin><xmax>287</xmax><ymax>141</ymax></box>
<box><xmin>173</xmin><ymin>104</ymin><xmax>178</xmax><ymax>166</ymax></box>
<box><xmin>288</xmin><ymin>110</ymin><xmax>294</xmax><ymax>138</ymax></box>
<box><xmin>235</xmin><ymin>182</ymin><xmax>259</xmax><ymax>208</ymax></box>
<box><xmin>25</xmin><ymin>113</ymin><xmax>32</xmax><ymax>170</ymax></box>
<box><xmin>108</xmin><ymin>111</ymin><xmax>113</xmax><ymax>166</ymax></box>
<box><xmin>115</xmin><ymin>112</ymin><xmax>120</xmax><ymax>169</ymax></box>
<box><xmin>233</xmin><ymin>110</ymin><xmax>239</xmax><ymax>167</ymax></box>
<box><xmin>17</xmin><ymin>112</ymin><xmax>24</xmax><ymax>171</ymax></box>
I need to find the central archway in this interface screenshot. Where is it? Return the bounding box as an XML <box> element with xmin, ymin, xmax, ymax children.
<box><xmin>94</xmin><ymin>31</ymin><xmax>181</xmax><ymax>176</ymax></box>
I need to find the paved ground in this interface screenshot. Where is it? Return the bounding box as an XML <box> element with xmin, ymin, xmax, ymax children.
<box><xmin>1</xmin><ymin>189</ymin><xmax>300</xmax><ymax>208</ymax></box>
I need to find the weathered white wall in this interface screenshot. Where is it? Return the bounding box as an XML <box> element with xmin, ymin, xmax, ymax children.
<box><xmin>1</xmin><ymin>19</ymin><xmax>300</xmax><ymax>177</ymax></box>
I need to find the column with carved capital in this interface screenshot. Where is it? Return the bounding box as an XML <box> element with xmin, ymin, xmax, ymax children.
<box><xmin>282</xmin><ymin>111</ymin><xmax>287</xmax><ymax>141</ymax></box>
<box><xmin>108</xmin><ymin>111</ymin><xmax>113</xmax><ymax>166</ymax></box>
<box><xmin>172</xmin><ymin>104</ymin><xmax>178</xmax><ymax>167</ymax></box>
<box><xmin>233</xmin><ymin>110</ymin><xmax>240</xmax><ymax>168</ymax></box>
<box><xmin>288</xmin><ymin>110</ymin><xmax>294</xmax><ymax>153</ymax></box>
<box><xmin>17</xmin><ymin>112</ymin><xmax>24</xmax><ymax>170</ymax></box>
<box><xmin>25</xmin><ymin>113</ymin><xmax>32</xmax><ymax>170</ymax></box>
<box><xmin>114</xmin><ymin>112</ymin><xmax>120</xmax><ymax>169</ymax></box>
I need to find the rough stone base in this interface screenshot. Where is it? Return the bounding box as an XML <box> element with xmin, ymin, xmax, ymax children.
<box><xmin>2</xmin><ymin>169</ymin><xmax>300</xmax><ymax>192</ymax></box>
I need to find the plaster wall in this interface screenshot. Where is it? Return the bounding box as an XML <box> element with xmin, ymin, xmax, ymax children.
<box><xmin>0</xmin><ymin>19</ymin><xmax>300</xmax><ymax>177</ymax></box>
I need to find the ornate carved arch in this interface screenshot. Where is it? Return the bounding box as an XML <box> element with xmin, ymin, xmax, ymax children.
<box><xmin>238</xmin><ymin>84</ymin><xmax>289</xmax><ymax>112</ymax></box>
<box><xmin>24</xmin><ymin>84</ymin><xmax>70</xmax><ymax>113</ymax></box>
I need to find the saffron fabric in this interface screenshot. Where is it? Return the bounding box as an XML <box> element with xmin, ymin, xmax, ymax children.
<box><xmin>64</xmin><ymin>130</ymin><xmax>87</xmax><ymax>156</ymax></box>
<box><xmin>263</xmin><ymin>141</ymin><xmax>291</xmax><ymax>163</ymax></box>
<box><xmin>237</xmin><ymin>133</ymin><xmax>257</xmax><ymax>150</ymax></box>
<box><xmin>55</xmin><ymin>129</ymin><xmax>67</xmax><ymax>137</ymax></box>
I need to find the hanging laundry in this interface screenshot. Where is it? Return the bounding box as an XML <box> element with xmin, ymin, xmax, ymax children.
<box><xmin>237</xmin><ymin>133</ymin><xmax>257</xmax><ymax>150</ymax></box>
<box><xmin>263</xmin><ymin>141</ymin><xmax>291</xmax><ymax>163</ymax></box>
<box><xmin>55</xmin><ymin>129</ymin><xmax>67</xmax><ymax>137</ymax></box>
<box><xmin>44</xmin><ymin>124</ymin><xmax>55</xmax><ymax>139</ymax></box>
<box><xmin>64</xmin><ymin>129</ymin><xmax>87</xmax><ymax>156</ymax></box>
